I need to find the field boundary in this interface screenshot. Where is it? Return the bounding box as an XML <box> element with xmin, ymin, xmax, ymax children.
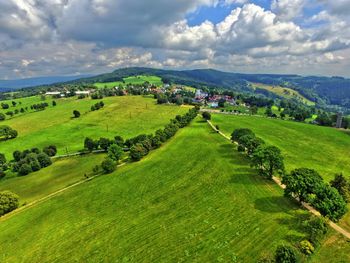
<box><xmin>207</xmin><ymin>120</ymin><xmax>350</xmax><ymax>240</ymax></box>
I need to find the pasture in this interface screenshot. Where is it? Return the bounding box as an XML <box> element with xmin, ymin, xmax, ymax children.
<box><xmin>0</xmin><ymin>119</ymin><xmax>312</xmax><ymax>262</ymax></box>
<box><xmin>0</xmin><ymin>154</ymin><xmax>105</xmax><ymax>205</ymax></box>
<box><xmin>0</xmin><ymin>95</ymin><xmax>188</xmax><ymax>159</ymax></box>
<box><xmin>251</xmin><ymin>83</ymin><xmax>315</xmax><ymax>106</ymax></box>
<box><xmin>94</xmin><ymin>75</ymin><xmax>163</xmax><ymax>88</ymax></box>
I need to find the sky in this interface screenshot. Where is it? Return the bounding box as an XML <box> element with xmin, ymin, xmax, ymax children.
<box><xmin>0</xmin><ymin>0</ymin><xmax>350</xmax><ymax>79</ymax></box>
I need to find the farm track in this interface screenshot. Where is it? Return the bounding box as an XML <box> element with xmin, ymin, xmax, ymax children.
<box><xmin>207</xmin><ymin>120</ymin><xmax>350</xmax><ymax>240</ymax></box>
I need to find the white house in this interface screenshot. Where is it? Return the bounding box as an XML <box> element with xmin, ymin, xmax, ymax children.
<box><xmin>75</xmin><ymin>91</ymin><xmax>91</xmax><ymax>95</ymax></box>
<box><xmin>45</xmin><ymin>91</ymin><xmax>61</xmax><ymax>96</ymax></box>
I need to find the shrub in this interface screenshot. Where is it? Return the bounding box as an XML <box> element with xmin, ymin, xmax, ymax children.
<box><xmin>30</xmin><ymin>160</ymin><xmax>41</xmax><ymax>172</ymax></box>
<box><xmin>43</xmin><ymin>145</ymin><xmax>57</xmax><ymax>157</ymax></box>
<box><xmin>37</xmin><ymin>153</ymin><xmax>52</xmax><ymax>168</ymax></box>
<box><xmin>202</xmin><ymin>111</ymin><xmax>211</xmax><ymax>120</ymax></box>
<box><xmin>275</xmin><ymin>245</ymin><xmax>298</xmax><ymax>263</ymax></box>
<box><xmin>0</xmin><ymin>191</ymin><xmax>19</xmax><ymax>216</ymax></box>
<box><xmin>299</xmin><ymin>240</ymin><xmax>314</xmax><ymax>255</ymax></box>
<box><xmin>108</xmin><ymin>144</ymin><xmax>123</xmax><ymax>161</ymax></box>
<box><xmin>101</xmin><ymin>158</ymin><xmax>115</xmax><ymax>174</ymax></box>
<box><xmin>0</xmin><ymin>113</ymin><xmax>5</xmax><ymax>121</ymax></box>
<box><xmin>0</xmin><ymin>169</ymin><xmax>5</xmax><ymax>179</ymax></box>
<box><xmin>73</xmin><ymin>110</ymin><xmax>81</xmax><ymax>118</ymax></box>
<box><xmin>304</xmin><ymin>216</ymin><xmax>328</xmax><ymax>246</ymax></box>
<box><xmin>130</xmin><ymin>143</ymin><xmax>147</xmax><ymax>161</ymax></box>
<box><xmin>18</xmin><ymin>163</ymin><xmax>32</xmax><ymax>176</ymax></box>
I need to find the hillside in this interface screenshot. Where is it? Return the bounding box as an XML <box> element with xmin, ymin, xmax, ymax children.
<box><xmin>0</xmin><ymin>95</ymin><xmax>188</xmax><ymax>158</ymax></box>
<box><xmin>0</xmin><ymin>118</ymin><xmax>312</xmax><ymax>262</ymax></box>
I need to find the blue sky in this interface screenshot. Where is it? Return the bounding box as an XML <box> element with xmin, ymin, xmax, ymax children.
<box><xmin>0</xmin><ymin>0</ymin><xmax>349</xmax><ymax>78</ymax></box>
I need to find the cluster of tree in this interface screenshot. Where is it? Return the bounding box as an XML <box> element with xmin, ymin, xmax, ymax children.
<box><xmin>91</xmin><ymin>101</ymin><xmax>104</xmax><ymax>111</ymax></box>
<box><xmin>241</xmin><ymin>95</ymin><xmax>274</xmax><ymax>108</ymax></box>
<box><xmin>0</xmin><ymin>125</ymin><xmax>18</xmax><ymax>141</ymax></box>
<box><xmin>1</xmin><ymin>103</ymin><xmax>10</xmax><ymax>109</ymax></box>
<box><xmin>30</xmin><ymin>102</ymin><xmax>49</xmax><ymax>111</ymax></box>
<box><xmin>12</xmin><ymin>147</ymin><xmax>54</xmax><ymax>176</ymax></box>
<box><xmin>282</xmin><ymin>168</ymin><xmax>347</xmax><ymax>221</ymax></box>
<box><xmin>84</xmin><ymin>136</ymin><xmax>124</xmax><ymax>152</ymax></box>
<box><xmin>129</xmin><ymin>107</ymin><xmax>199</xmax><ymax>161</ymax></box>
<box><xmin>315</xmin><ymin>111</ymin><xmax>349</xmax><ymax>129</ymax></box>
<box><xmin>231</xmin><ymin>128</ymin><xmax>284</xmax><ymax>179</ymax></box>
<box><xmin>0</xmin><ymin>191</ymin><xmax>19</xmax><ymax>216</ymax></box>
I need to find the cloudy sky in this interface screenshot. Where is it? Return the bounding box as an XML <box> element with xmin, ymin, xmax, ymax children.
<box><xmin>1</xmin><ymin>0</ymin><xmax>350</xmax><ymax>79</ymax></box>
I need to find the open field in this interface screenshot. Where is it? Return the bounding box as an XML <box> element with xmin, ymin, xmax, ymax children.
<box><xmin>211</xmin><ymin>113</ymin><xmax>350</xmax><ymax>232</ymax></box>
<box><xmin>0</xmin><ymin>154</ymin><xmax>105</xmax><ymax>205</ymax></box>
<box><xmin>211</xmin><ymin>114</ymin><xmax>350</xmax><ymax>181</ymax></box>
<box><xmin>94</xmin><ymin>75</ymin><xmax>163</xmax><ymax>88</ymax></box>
<box><xmin>0</xmin><ymin>119</ymin><xmax>313</xmax><ymax>262</ymax></box>
<box><xmin>251</xmin><ymin>83</ymin><xmax>315</xmax><ymax>106</ymax></box>
<box><xmin>0</xmin><ymin>95</ymin><xmax>188</xmax><ymax>159</ymax></box>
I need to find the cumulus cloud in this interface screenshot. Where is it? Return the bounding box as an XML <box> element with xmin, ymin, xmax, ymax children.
<box><xmin>0</xmin><ymin>0</ymin><xmax>350</xmax><ymax>78</ymax></box>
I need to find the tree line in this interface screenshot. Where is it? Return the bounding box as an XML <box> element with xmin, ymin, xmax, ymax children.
<box><xmin>230</xmin><ymin>127</ymin><xmax>347</xmax><ymax>222</ymax></box>
<box><xmin>84</xmin><ymin>107</ymin><xmax>199</xmax><ymax>174</ymax></box>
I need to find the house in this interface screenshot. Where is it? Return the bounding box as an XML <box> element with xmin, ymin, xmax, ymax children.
<box><xmin>45</xmin><ymin>91</ymin><xmax>61</xmax><ymax>96</ymax></box>
<box><xmin>75</xmin><ymin>91</ymin><xmax>91</xmax><ymax>95</ymax></box>
<box><xmin>208</xmin><ymin>102</ymin><xmax>219</xmax><ymax>108</ymax></box>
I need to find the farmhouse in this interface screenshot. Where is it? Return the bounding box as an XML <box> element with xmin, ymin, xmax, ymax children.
<box><xmin>75</xmin><ymin>91</ymin><xmax>91</xmax><ymax>95</ymax></box>
<box><xmin>45</xmin><ymin>91</ymin><xmax>61</xmax><ymax>96</ymax></box>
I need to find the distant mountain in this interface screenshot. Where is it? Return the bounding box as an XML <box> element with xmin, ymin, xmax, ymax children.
<box><xmin>0</xmin><ymin>75</ymin><xmax>92</xmax><ymax>91</ymax></box>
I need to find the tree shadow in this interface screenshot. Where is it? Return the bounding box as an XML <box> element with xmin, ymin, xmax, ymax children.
<box><xmin>254</xmin><ymin>196</ymin><xmax>295</xmax><ymax>213</ymax></box>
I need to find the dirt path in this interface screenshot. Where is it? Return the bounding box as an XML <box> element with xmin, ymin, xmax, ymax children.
<box><xmin>207</xmin><ymin>120</ymin><xmax>350</xmax><ymax>240</ymax></box>
<box><xmin>0</xmin><ymin>163</ymin><xmax>126</xmax><ymax>222</ymax></box>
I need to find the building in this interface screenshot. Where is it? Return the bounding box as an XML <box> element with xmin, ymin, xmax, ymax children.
<box><xmin>75</xmin><ymin>91</ymin><xmax>91</xmax><ymax>95</ymax></box>
<box><xmin>336</xmin><ymin>112</ymin><xmax>343</xmax><ymax>128</ymax></box>
<box><xmin>45</xmin><ymin>91</ymin><xmax>61</xmax><ymax>96</ymax></box>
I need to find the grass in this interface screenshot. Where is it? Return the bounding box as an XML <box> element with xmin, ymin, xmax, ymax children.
<box><xmin>0</xmin><ymin>119</ymin><xmax>311</xmax><ymax>262</ymax></box>
<box><xmin>251</xmin><ymin>83</ymin><xmax>315</xmax><ymax>106</ymax></box>
<box><xmin>0</xmin><ymin>95</ymin><xmax>188</xmax><ymax>159</ymax></box>
<box><xmin>0</xmin><ymin>154</ymin><xmax>105</xmax><ymax>205</ymax></box>
<box><xmin>211</xmin><ymin>114</ymin><xmax>350</xmax><ymax>181</ymax></box>
<box><xmin>94</xmin><ymin>75</ymin><xmax>163</xmax><ymax>89</ymax></box>
<box><xmin>211</xmin><ymin>113</ymin><xmax>350</xmax><ymax>232</ymax></box>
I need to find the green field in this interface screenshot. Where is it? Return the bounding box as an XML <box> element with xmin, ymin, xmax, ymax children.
<box><xmin>0</xmin><ymin>154</ymin><xmax>105</xmax><ymax>205</ymax></box>
<box><xmin>211</xmin><ymin>114</ymin><xmax>350</xmax><ymax>181</ymax></box>
<box><xmin>0</xmin><ymin>119</ymin><xmax>313</xmax><ymax>262</ymax></box>
<box><xmin>0</xmin><ymin>95</ymin><xmax>188</xmax><ymax>159</ymax></box>
<box><xmin>251</xmin><ymin>83</ymin><xmax>315</xmax><ymax>106</ymax></box>
<box><xmin>94</xmin><ymin>75</ymin><xmax>163</xmax><ymax>88</ymax></box>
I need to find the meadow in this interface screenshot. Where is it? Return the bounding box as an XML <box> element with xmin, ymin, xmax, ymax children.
<box><xmin>94</xmin><ymin>75</ymin><xmax>163</xmax><ymax>88</ymax></box>
<box><xmin>0</xmin><ymin>154</ymin><xmax>105</xmax><ymax>205</ymax></box>
<box><xmin>251</xmin><ymin>83</ymin><xmax>315</xmax><ymax>106</ymax></box>
<box><xmin>0</xmin><ymin>95</ymin><xmax>188</xmax><ymax>159</ymax></box>
<box><xmin>211</xmin><ymin>113</ymin><xmax>350</xmax><ymax>232</ymax></box>
<box><xmin>0</xmin><ymin>119</ymin><xmax>313</xmax><ymax>262</ymax></box>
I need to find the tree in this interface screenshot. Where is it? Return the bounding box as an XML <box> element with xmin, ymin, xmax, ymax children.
<box><xmin>99</xmin><ymin>137</ymin><xmax>112</xmax><ymax>151</ymax></box>
<box><xmin>18</xmin><ymin>163</ymin><xmax>32</xmax><ymax>176</ymax></box>
<box><xmin>231</xmin><ymin>128</ymin><xmax>254</xmax><ymax>142</ymax></box>
<box><xmin>0</xmin><ymin>191</ymin><xmax>19</xmax><ymax>216</ymax></box>
<box><xmin>108</xmin><ymin>144</ymin><xmax>123</xmax><ymax>161</ymax></box>
<box><xmin>265</xmin><ymin>107</ymin><xmax>273</xmax><ymax>117</ymax></box>
<box><xmin>0</xmin><ymin>125</ymin><xmax>18</xmax><ymax>140</ymax></box>
<box><xmin>52</xmin><ymin>100</ymin><xmax>57</xmax><ymax>106</ymax></box>
<box><xmin>13</xmin><ymin>150</ymin><xmax>22</xmax><ymax>162</ymax></box>
<box><xmin>202</xmin><ymin>112</ymin><xmax>211</xmax><ymax>120</ymax></box>
<box><xmin>312</xmin><ymin>185</ymin><xmax>347</xmax><ymax>221</ymax></box>
<box><xmin>0</xmin><ymin>153</ymin><xmax>6</xmax><ymax>167</ymax></box>
<box><xmin>238</xmin><ymin>135</ymin><xmax>265</xmax><ymax>155</ymax></box>
<box><xmin>275</xmin><ymin>245</ymin><xmax>298</xmax><ymax>263</ymax></box>
<box><xmin>43</xmin><ymin>145</ymin><xmax>57</xmax><ymax>157</ymax></box>
<box><xmin>101</xmin><ymin>158</ymin><xmax>115</xmax><ymax>174</ymax></box>
<box><xmin>30</xmin><ymin>159</ymin><xmax>41</xmax><ymax>172</ymax></box>
<box><xmin>299</xmin><ymin>240</ymin><xmax>314</xmax><ymax>255</ymax></box>
<box><xmin>114</xmin><ymin>136</ymin><xmax>124</xmax><ymax>147</ymax></box>
<box><xmin>130</xmin><ymin>143</ymin><xmax>147</xmax><ymax>161</ymax></box>
<box><xmin>73</xmin><ymin>110</ymin><xmax>81</xmax><ymax>118</ymax></box>
<box><xmin>250</xmin><ymin>106</ymin><xmax>258</xmax><ymax>115</ymax></box>
<box><xmin>84</xmin><ymin>137</ymin><xmax>97</xmax><ymax>151</ymax></box>
<box><xmin>330</xmin><ymin>173</ymin><xmax>350</xmax><ymax>202</ymax></box>
<box><xmin>282</xmin><ymin>168</ymin><xmax>324</xmax><ymax>203</ymax></box>
<box><xmin>304</xmin><ymin>216</ymin><xmax>328</xmax><ymax>245</ymax></box>
<box><xmin>218</xmin><ymin>98</ymin><xmax>226</xmax><ymax>108</ymax></box>
<box><xmin>251</xmin><ymin>145</ymin><xmax>284</xmax><ymax>179</ymax></box>
<box><xmin>1</xmin><ymin>103</ymin><xmax>9</xmax><ymax>109</ymax></box>
<box><xmin>0</xmin><ymin>169</ymin><xmax>5</xmax><ymax>179</ymax></box>
<box><xmin>0</xmin><ymin>113</ymin><xmax>5</xmax><ymax>121</ymax></box>
<box><xmin>37</xmin><ymin>153</ymin><xmax>52</xmax><ymax>168</ymax></box>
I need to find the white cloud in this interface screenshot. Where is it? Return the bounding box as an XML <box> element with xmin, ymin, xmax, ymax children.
<box><xmin>271</xmin><ymin>0</ymin><xmax>305</xmax><ymax>21</ymax></box>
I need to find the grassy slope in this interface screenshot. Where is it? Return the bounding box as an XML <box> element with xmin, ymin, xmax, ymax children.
<box><xmin>251</xmin><ymin>83</ymin><xmax>315</xmax><ymax>106</ymax></box>
<box><xmin>0</xmin><ymin>96</ymin><xmax>188</xmax><ymax>158</ymax></box>
<box><xmin>94</xmin><ymin>75</ymin><xmax>163</xmax><ymax>88</ymax></box>
<box><xmin>0</xmin><ymin>154</ymin><xmax>105</xmax><ymax>205</ymax></box>
<box><xmin>211</xmin><ymin>114</ymin><xmax>350</xmax><ymax>232</ymax></box>
<box><xmin>0</xmin><ymin>119</ymin><xmax>310</xmax><ymax>262</ymax></box>
<box><xmin>212</xmin><ymin>114</ymin><xmax>350</xmax><ymax>181</ymax></box>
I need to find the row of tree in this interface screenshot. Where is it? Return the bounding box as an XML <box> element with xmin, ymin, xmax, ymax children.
<box><xmin>87</xmin><ymin>107</ymin><xmax>199</xmax><ymax>174</ymax></box>
<box><xmin>282</xmin><ymin>169</ymin><xmax>348</xmax><ymax>221</ymax></box>
<box><xmin>91</xmin><ymin>101</ymin><xmax>104</xmax><ymax>111</ymax></box>
<box><xmin>230</xmin><ymin>128</ymin><xmax>348</xmax><ymax>222</ymax></box>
